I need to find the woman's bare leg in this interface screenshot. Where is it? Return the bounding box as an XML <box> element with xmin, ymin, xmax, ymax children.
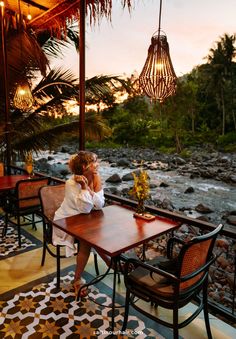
<box><xmin>74</xmin><ymin>241</ymin><xmax>91</xmax><ymax>282</ymax></box>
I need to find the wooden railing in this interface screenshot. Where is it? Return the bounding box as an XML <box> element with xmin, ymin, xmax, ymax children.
<box><xmin>8</xmin><ymin>165</ymin><xmax>236</xmax><ymax>323</ymax></box>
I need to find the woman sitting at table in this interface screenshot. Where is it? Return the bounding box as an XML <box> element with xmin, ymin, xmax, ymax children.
<box><xmin>53</xmin><ymin>151</ymin><xmax>109</xmax><ymax>296</ymax></box>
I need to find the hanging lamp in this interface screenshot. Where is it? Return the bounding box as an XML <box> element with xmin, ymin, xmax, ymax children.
<box><xmin>13</xmin><ymin>0</ymin><xmax>34</xmax><ymax>111</ymax></box>
<box><xmin>13</xmin><ymin>80</ymin><xmax>34</xmax><ymax>110</ymax></box>
<box><xmin>139</xmin><ymin>0</ymin><xmax>177</xmax><ymax>102</ymax></box>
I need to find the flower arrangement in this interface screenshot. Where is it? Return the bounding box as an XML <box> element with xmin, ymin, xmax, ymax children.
<box><xmin>129</xmin><ymin>167</ymin><xmax>150</xmax><ymax>214</ymax></box>
<box><xmin>25</xmin><ymin>152</ymin><xmax>33</xmax><ymax>165</ymax></box>
<box><xmin>25</xmin><ymin>151</ymin><xmax>33</xmax><ymax>177</ymax></box>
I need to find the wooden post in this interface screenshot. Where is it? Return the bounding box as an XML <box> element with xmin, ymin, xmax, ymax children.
<box><xmin>0</xmin><ymin>2</ymin><xmax>11</xmax><ymax>174</ymax></box>
<box><xmin>79</xmin><ymin>0</ymin><xmax>86</xmax><ymax>150</ymax></box>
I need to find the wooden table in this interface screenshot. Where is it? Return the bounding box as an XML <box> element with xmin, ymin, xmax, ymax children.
<box><xmin>53</xmin><ymin>204</ymin><xmax>180</xmax><ymax>330</ymax></box>
<box><xmin>53</xmin><ymin>204</ymin><xmax>180</xmax><ymax>257</ymax></box>
<box><xmin>0</xmin><ymin>175</ymin><xmax>30</xmax><ymax>192</ymax></box>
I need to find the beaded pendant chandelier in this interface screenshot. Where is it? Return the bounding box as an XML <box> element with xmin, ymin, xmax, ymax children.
<box><xmin>139</xmin><ymin>0</ymin><xmax>177</xmax><ymax>102</ymax></box>
<box><xmin>13</xmin><ymin>80</ymin><xmax>34</xmax><ymax>111</ymax></box>
<box><xmin>13</xmin><ymin>0</ymin><xmax>34</xmax><ymax>111</ymax></box>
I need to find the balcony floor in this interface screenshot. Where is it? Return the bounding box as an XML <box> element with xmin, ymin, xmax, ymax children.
<box><xmin>0</xmin><ymin>222</ymin><xmax>235</xmax><ymax>338</ymax></box>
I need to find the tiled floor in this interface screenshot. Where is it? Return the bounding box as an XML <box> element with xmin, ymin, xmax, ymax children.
<box><xmin>0</xmin><ymin>223</ymin><xmax>235</xmax><ymax>338</ymax></box>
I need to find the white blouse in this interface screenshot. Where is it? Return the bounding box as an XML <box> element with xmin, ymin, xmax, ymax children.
<box><xmin>53</xmin><ymin>176</ymin><xmax>105</xmax><ymax>257</ymax></box>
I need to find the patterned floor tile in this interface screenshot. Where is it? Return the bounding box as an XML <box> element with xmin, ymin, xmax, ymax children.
<box><xmin>0</xmin><ymin>268</ymin><xmax>173</xmax><ymax>338</ymax></box>
<box><xmin>0</xmin><ymin>220</ymin><xmax>42</xmax><ymax>259</ymax></box>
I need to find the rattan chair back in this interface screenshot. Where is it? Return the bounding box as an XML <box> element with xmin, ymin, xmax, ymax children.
<box><xmin>40</xmin><ymin>184</ymin><xmax>65</xmax><ymax>222</ymax></box>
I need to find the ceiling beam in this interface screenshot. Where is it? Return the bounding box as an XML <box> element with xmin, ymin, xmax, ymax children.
<box><xmin>21</xmin><ymin>0</ymin><xmax>49</xmax><ymax>11</ymax></box>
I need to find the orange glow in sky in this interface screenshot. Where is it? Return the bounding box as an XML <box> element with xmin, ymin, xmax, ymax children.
<box><xmin>52</xmin><ymin>0</ymin><xmax>236</xmax><ymax>79</ymax></box>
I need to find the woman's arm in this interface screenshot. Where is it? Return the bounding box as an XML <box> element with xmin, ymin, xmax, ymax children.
<box><xmin>72</xmin><ymin>176</ymin><xmax>104</xmax><ymax>210</ymax></box>
<box><xmin>93</xmin><ymin>173</ymin><xmax>102</xmax><ymax>192</ymax></box>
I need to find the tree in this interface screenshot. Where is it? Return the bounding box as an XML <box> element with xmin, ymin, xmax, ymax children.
<box><xmin>206</xmin><ymin>33</ymin><xmax>236</xmax><ymax>135</ymax></box>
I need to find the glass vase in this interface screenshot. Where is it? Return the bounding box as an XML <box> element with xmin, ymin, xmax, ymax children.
<box><xmin>136</xmin><ymin>199</ymin><xmax>145</xmax><ymax>214</ymax></box>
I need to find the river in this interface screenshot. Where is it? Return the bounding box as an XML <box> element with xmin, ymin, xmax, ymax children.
<box><xmin>34</xmin><ymin>150</ymin><xmax>236</xmax><ymax>228</ymax></box>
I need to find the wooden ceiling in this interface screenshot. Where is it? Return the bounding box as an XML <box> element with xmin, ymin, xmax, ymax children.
<box><xmin>3</xmin><ymin>1</ymin><xmax>133</xmax><ymax>35</ymax></box>
<box><xmin>4</xmin><ymin>0</ymin><xmax>61</xmax><ymax>20</ymax></box>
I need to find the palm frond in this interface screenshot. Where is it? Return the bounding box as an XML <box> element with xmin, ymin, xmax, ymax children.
<box><xmin>11</xmin><ymin>112</ymin><xmax>111</xmax><ymax>153</ymax></box>
<box><xmin>33</xmin><ymin>67</ymin><xmax>78</xmax><ymax>102</ymax></box>
<box><xmin>7</xmin><ymin>30</ymin><xmax>49</xmax><ymax>89</ymax></box>
<box><xmin>42</xmin><ymin>23</ymin><xmax>79</xmax><ymax>57</ymax></box>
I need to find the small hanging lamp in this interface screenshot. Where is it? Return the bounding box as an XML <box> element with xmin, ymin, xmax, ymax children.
<box><xmin>139</xmin><ymin>0</ymin><xmax>177</xmax><ymax>102</ymax></box>
<box><xmin>13</xmin><ymin>0</ymin><xmax>34</xmax><ymax>111</ymax></box>
<box><xmin>13</xmin><ymin>80</ymin><xmax>34</xmax><ymax>111</ymax></box>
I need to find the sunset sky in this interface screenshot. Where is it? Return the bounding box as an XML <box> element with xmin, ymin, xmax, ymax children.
<box><xmin>52</xmin><ymin>0</ymin><xmax>236</xmax><ymax>79</ymax></box>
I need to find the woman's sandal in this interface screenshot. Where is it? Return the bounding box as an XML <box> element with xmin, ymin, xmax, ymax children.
<box><xmin>73</xmin><ymin>278</ymin><xmax>88</xmax><ymax>298</ymax></box>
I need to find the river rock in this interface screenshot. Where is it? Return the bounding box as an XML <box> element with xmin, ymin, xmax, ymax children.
<box><xmin>34</xmin><ymin>158</ymin><xmax>51</xmax><ymax>173</ymax></box>
<box><xmin>159</xmin><ymin>182</ymin><xmax>169</xmax><ymax>188</ymax></box>
<box><xmin>196</xmin><ymin>215</ymin><xmax>211</xmax><ymax>222</ymax></box>
<box><xmin>227</xmin><ymin>215</ymin><xmax>236</xmax><ymax>226</ymax></box>
<box><xmin>60</xmin><ymin>145</ymin><xmax>72</xmax><ymax>153</ymax></box>
<box><xmin>149</xmin><ymin>182</ymin><xmax>158</xmax><ymax>188</ymax></box>
<box><xmin>229</xmin><ymin>174</ymin><xmax>236</xmax><ymax>183</ymax></box>
<box><xmin>116</xmin><ymin>158</ymin><xmax>131</xmax><ymax>167</ymax></box>
<box><xmin>104</xmin><ymin>187</ymin><xmax>119</xmax><ymax>195</ymax></box>
<box><xmin>172</xmin><ymin>156</ymin><xmax>186</xmax><ymax>165</ymax></box>
<box><xmin>161</xmin><ymin>198</ymin><xmax>175</xmax><ymax>211</ymax></box>
<box><xmin>122</xmin><ymin>172</ymin><xmax>134</xmax><ymax>181</ymax></box>
<box><xmin>217</xmin><ymin>255</ymin><xmax>229</xmax><ymax>269</ymax></box>
<box><xmin>216</xmin><ymin>238</ymin><xmax>230</xmax><ymax>250</ymax></box>
<box><xmin>184</xmin><ymin>186</ymin><xmax>194</xmax><ymax>193</ymax></box>
<box><xmin>50</xmin><ymin>163</ymin><xmax>70</xmax><ymax>177</ymax></box>
<box><xmin>226</xmin><ymin>273</ymin><xmax>235</xmax><ymax>288</ymax></box>
<box><xmin>105</xmin><ymin>173</ymin><xmax>122</xmax><ymax>183</ymax></box>
<box><xmin>195</xmin><ymin>203</ymin><xmax>213</xmax><ymax>214</ymax></box>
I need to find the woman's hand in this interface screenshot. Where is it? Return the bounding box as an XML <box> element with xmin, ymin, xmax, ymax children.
<box><xmin>74</xmin><ymin>175</ymin><xmax>88</xmax><ymax>189</ymax></box>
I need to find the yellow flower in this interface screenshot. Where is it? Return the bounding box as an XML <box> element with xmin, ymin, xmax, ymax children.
<box><xmin>129</xmin><ymin>167</ymin><xmax>150</xmax><ymax>202</ymax></box>
<box><xmin>25</xmin><ymin>151</ymin><xmax>33</xmax><ymax>165</ymax></box>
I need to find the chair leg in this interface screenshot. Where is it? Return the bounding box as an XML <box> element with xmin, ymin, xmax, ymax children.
<box><xmin>2</xmin><ymin>213</ymin><xmax>8</xmax><ymax>237</ymax></box>
<box><xmin>93</xmin><ymin>252</ymin><xmax>100</xmax><ymax>276</ymax></box>
<box><xmin>56</xmin><ymin>245</ymin><xmax>61</xmax><ymax>289</ymax></box>
<box><xmin>17</xmin><ymin>215</ymin><xmax>21</xmax><ymax>247</ymax></box>
<box><xmin>121</xmin><ymin>289</ymin><xmax>131</xmax><ymax>331</ymax></box>
<box><xmin>173</xmin><ymin>307</ymin><xmax>179</xmax><ymax>339</ymax></box>
<box><xmin>203</xmin><ymin>284</ymin><xmax>213</xmax><ymax>339</ymax></box>
<box><xmin>32</xmin><ymin>213</ymin><xmax>37</xmax><ymax>230</ymax></box>
<box><xmin>41</xmin><ymin>241</ymin><xmax>47</xmax><ymax>266</ymax></box>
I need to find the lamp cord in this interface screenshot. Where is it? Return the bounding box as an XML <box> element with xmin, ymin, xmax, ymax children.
<box><xmin>17</xmin><ymin>0</ymin><xmax>22</xmax><ymax>29</ymax></box>
<box><xmin>158</xmin><ymin>0</ymin><xmax>162</xmax><ymax>36</ymax></box>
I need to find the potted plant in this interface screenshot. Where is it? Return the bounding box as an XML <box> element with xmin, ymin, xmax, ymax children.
<box><xmin>129</xmin><ymin>167</ymin><xmax>150</xmax><ymax>215</ymax></box>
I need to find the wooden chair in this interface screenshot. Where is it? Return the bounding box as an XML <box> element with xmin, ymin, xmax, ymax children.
<box><xmin>2</xmin><ymin>176</ymin><xmax>50</xmax><ymax>247</ymax></box>
<box><xmin>39</xmin><ymin>184</ymin><xmax>100</xmax><ymax>288</ymax></box>
<box><xmin>122</xmin><ymin>223</ymin><xmax>224</xmax><ymax>339</ymax></box>
<box><xmin>0</xmin><ymin>162</ymin><xmax>5</xmax><ymax>208</ymax></box>
<box><xmin>0</xmin><ymin>162</ymin><xmax>4</xmax><ymax>176</ymax></box>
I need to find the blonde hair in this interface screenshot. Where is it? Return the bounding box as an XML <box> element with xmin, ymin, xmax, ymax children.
<box><xmin>69</xmin><ymin>151</ymin><xmax>97</xmax><ymax>174</ymax></box>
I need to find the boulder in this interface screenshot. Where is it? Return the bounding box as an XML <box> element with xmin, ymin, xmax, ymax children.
<box><xmin>184</xmin><ymin>186</ymin><xmax>194</xmax><ymax>194</ymax></box>
<box><xmin>105</xmin><ymin>173</ymin><xmax>122</xmax><ymax>183</ymax></box>
<box><xmin>159</xmin><ymin>182</ymin><xmax>169</xmax><ymax>187</ymax></box>
<box><xmin>172</xmin><ymin>156</ymin><xmax>186</xmax><ymax>165</ymax></box>
<box><xmin>229</xmin><ymin>174</ymin><xmax>236</xmax><ymax>183</ymax></box>
<box><xmin>116</xmin><ymin>158</ymin><xmax>131</xmax><ymax>167</ymax></box>
<box><xmin>227</xmin><ymin>215</ymin><xmax>236</xmax><ymax>226</ymax></box>
<box><xmin>122</xmin><ymin>172</ymin><xmax>134</xmax><ymax>181</ymax></box>
<box><xmin>195</xmin><ymin>203</ymin><xmax>213</xmax><ymax>214</ymax></box>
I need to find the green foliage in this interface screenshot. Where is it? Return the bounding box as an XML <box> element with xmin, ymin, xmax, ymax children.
<box><xmin>85</xmin><ymin>140</ymin><xmax>121</xmax><ymax>149</ymax></box>
<box><xmin>218</xmin><ymin>132</ymin><xmax>236</xmax><ymax>146</ymax></box>
<box><xmin>179</xmin><ymin>149</ymin><xmax>192</xmax><ymax>158</ymax></box>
